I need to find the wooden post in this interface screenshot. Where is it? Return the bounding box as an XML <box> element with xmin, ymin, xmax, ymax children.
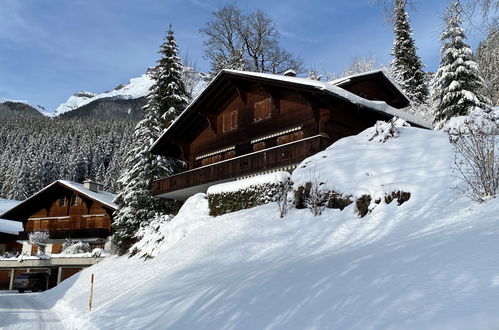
<box><xmin>88</xmin><ymin>273</ymin><xmax>94</xmax><ymax>311</ymax></box>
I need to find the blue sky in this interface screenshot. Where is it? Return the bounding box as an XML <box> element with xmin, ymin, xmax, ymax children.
<box><xmin>0</xmin><ymin>0</ymin><xmax>488</xmax><ymax>112</ymax></box>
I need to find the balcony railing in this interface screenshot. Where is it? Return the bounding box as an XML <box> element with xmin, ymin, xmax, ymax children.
<box><xmin>152</xmin><ymin>135</ymin><xmax>330</xmax><ymax>196</ymax></box>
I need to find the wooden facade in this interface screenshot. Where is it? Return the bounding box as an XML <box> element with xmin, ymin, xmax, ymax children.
<box><xmin>151</xmin><ymin>70</ymin><xmax>425</xmax><ymax>200</ymax></box>
<box><xmin>0</xmin><ymin>180</ymin><xmax>116</xmax><ymax>256</ymax></box>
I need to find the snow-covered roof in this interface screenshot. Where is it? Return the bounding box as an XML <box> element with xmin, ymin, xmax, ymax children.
<box><xmin>0</xmin><ymin>218</ymin><xmax>23</xmax><ymax>235</ymax></box>
<box><xmin>57</xmin><ymin>180</ymin><xmax>117</xmax><ymax>210</ymax></box>
<box><xmin>0</xmin><ymin>180</ymin><xmax>117</xmax><ymax>220</ymax></box>
<box><xmin>151</xmin><ymin>69</ymin><xmax>430</xmax><ymax>153</ymax></box>
<box><xmin>0</xmin><ymin>198</ymin><xmax>21</xmax><ymax>214</ymax></box>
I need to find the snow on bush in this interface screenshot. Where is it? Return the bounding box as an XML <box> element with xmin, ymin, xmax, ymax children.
<box><xmin>91</xmin><ymin>248</ymin><xmax>105</xmax><ymax>258</ymax></box>
<box><xmin>62</xmin><ymin>240</ymin><xmax>91</xmax><ymax>254</ymax></box>
<box><xmin>28</xmin><ymin>230</ymin><xmax>50</xmax><ymax>255</ymax></box>
<box><xmin>207</xmin><ymin>172</ymin><xmax>291</xmax><ymax>216</ymax></box>
<box><xmin>367</xmin><ymin>117</ymin><xmax>410</xmax><ymax>143</ymax></box>
<box><xmin>129</xmin><ymin>214</ymin><xmax>172</xmax><ymax>259</ymax></box>
<box><xmin>444</xmin><ymin>109</ymin><xmax>499</xmax><ymax>202</ymax></box>
<box><xmin>129</xmin><ymin>193</ymin><xmax>210</xmax><ymax>259</ymax></box>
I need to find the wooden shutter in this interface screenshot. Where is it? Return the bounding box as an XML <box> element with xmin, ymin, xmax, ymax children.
<box><xmin>223</xmin><ymin>110</ymin><xmax>238</xmax><ymax>132</ymax></box>
<box><xmin>254</xmin><ymin>98</ymin><xmax>272</xmax><ymax>121</ymax></box>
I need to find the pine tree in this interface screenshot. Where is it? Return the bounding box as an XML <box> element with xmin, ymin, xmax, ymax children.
<box><xmin>433</xmin><ymin>1</ymin><xmax>490</xmax><ymax>129</ymax></box>
<box><xmin>112</xmin><ymin>26</ymin><xmax>189</xmax><ymax>254</ymax></box>
<box><xmin>391</xmin><ymin>0</ymin><xmax>429</xmax><ymax>104</ymax></box>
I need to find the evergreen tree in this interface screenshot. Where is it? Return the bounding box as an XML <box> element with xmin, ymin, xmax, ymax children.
<box><xmin>433</xmin><ymin>1</ymin><xmax>490</xmax><ymax>129</ymax></box>
<box><xmin>475</xmin><ymin>23</ymin><xmax>499</xmax><ymax>105</ymax></box>
<box><xmin>112</xmin><ymin>26</ymin><xmax>189</xmax><ymax>254</ymax></box>
<box><xmin>391</xmin><ymin>0</ymin><xmax>429</xmax><ymax>104</ymax></box>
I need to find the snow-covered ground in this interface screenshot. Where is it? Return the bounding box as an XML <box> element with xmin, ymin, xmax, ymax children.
<box><xmin>29</xmin><ymin>125</ymin><xmax>499</xmax><ymax>329</ymax></box>
<box><xmin>0</xmin><ymin>291</ymin><xmax>63</xmax><ymax>329</ymax></box>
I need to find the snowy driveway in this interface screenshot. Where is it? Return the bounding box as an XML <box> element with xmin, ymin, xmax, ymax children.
<box><xmin>0</xmin><ymin>291</ymin><xmax>64</xmax><ymax>329</ymax></box>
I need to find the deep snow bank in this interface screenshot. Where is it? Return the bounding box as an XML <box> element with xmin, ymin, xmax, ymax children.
<box><xmin>38</xmin><ymin>127</ymin><xmax>499</xmax><ymax>330</ymax></box>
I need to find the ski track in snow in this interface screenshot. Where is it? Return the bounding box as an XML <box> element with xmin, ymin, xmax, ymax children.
<box><xmin>0</xmin><ymin>291</ymin><xmax>64</xmax><ymax>330</ymax></box>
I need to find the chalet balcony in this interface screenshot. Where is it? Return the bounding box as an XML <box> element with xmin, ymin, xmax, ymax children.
<box><xmin>20</xmin><ymin>215</ymin><xmax>112</xmax><ymax>240</ymax></box>
<box><xmin>152</xmin><ymin>135</ymin><xmax>331</xmax><ymax>200</ymax></box>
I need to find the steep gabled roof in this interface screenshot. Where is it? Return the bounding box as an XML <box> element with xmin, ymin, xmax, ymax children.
<box><xmin>328</xmin><ymin>69</ymin><xmax>410</xmax><ymax>103</ymax></box>
<box><xmin>0</xmin><ymin>180</ymin><xmax>117</xmax><ymax>222</ymax></box>
<box><xmin>150</xmin><ymin>69</ymin><xmax>431</xmax><ymax>156</ymax></box>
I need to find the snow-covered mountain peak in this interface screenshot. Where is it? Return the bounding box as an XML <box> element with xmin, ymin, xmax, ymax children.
<box><xmin>53</xmin><ymin>72</ymin><xmax>154</xmax><ymax>116</ymax></box>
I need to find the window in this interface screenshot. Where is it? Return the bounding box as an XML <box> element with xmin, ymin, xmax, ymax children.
<box><xmin>201</xmin><ymin>154</ymin><xmax>222</xmax><ymax>166</ymax></box>
<box><xmin>70</xmin><ymin>194</ymin><xmax>82</xmax><ymax>206</ymax></box>
<box><xmin>59</xmin><ymin>196</ymin><xmax>68</xmax><ymax>207</ymax></box>
<box><xmin>254</xmin><ymin>98</ymin><xmax>272</xmax><ymax>122</ymax></box>
<box><xmin>222</xmin><ymin>110</ymin><xmax>238</xmax><ymax>132</ymax></box>
<box><xmin>277</xmin><ymin>131</ymin><xmax>304</xmax><ymax>145</ymax></box>
<box><xmin>253</xmin><ymin>142</ymin><xmax>266</xmax><ymax>152</ymax></box>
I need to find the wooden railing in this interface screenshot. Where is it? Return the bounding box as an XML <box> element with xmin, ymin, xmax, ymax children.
<box><xmin>25</xmin><ymin>215</ymin><xmax>111</xmax><ymax>232</ymax></box>
<box><xmin>152</xmin><ymin>135</ymin><xmax>330</xmax><ymax>196</ymax></box>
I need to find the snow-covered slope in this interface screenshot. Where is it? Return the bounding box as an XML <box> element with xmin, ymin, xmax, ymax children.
<box><xmin>38</xmin><ymin>126</ymin><xmax>499</xmax><ymax>329</ymax></box>
<box><xmin>53</xmin><ymin>74</ymin><xmax>154</xmax><ymax>116</ymax></box>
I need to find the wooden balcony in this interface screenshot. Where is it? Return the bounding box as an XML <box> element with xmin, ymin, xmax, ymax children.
<box><xmin>20</xmin><ymin>215</ymin><xmax>112</xmax><ymax>240</ymax></box>
<box><xmin>152</xmin><ymin>135</ymin><xmax>331</xmax><ymax>197</ymax></box>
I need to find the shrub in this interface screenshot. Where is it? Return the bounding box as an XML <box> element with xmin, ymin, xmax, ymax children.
<box><xmin>61</xmin><ymin>239</ymin><xmax>91</xmax><ymax>254</ymax></box>
<box><xmin>208</xmin><ymin>182</ymin><xmax>285</xmax><ymax>216</ymax></box>
<box><xmin>355</xmin><ymin>195</ymin><xmax>372</xmax><ymax>218</ymax></box>
<box><xmin>28</xmin><ymin>230</ymin><xmax>49</xmax><ymax>255</ymax></box>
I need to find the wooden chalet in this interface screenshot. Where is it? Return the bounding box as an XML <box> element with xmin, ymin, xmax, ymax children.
<box><xmin>0</xmin><ymin>199</ymin><xmax>22</xmax><ymax>257</ymax></box>
<box><xmin>151</xmin><ymin>69</ymin><xmax>430</xmax><ymax>200</ymax></box>
<box><xmin>0</xmin><ymin>180</ymin><xmax>116</xmax><ymax>290</ymax></box>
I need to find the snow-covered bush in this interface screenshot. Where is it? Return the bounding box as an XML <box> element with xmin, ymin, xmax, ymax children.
<box><xmin>207</xmin><ymin>172</ymin><xmax>291</xmax><ymax>216</ymax></box>
<box><xmin>367</xmin><ymin>117</ymin><xmax>409</xmax><ymax>143</ymax></box>
<box><xmin>91</xmin><ymin>248</ymin><xmax>104</xmax><ymax>258</ymax></box>
<box><xmin>28</xmin><ymin>230</ymin><xmax>49</xmax><ymax>255</ymax></box>
<box><xmin>61</xmin><ymin>240</ymin><xmax>91</xmax><ymax>254</ymax></box>
<box><xmin>129</xmin><ymin>214</ymin><xmax>172</xmax><ymax>259</ymax></box>
<box><xmin>444</xmin><ymin>109</ymin><xmax>499</xmax><ymax>202</ymax></box>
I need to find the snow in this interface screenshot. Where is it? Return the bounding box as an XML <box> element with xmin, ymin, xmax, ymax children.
<box><xmin>292</xmin><ymin>126</ymin><xmax>451</xmax><ymax>199</ymax></box>
<box><xmin>57</xmin><ymin>180</ymin><xmax>117</xmax><ymax>210</ymax></box>
<box><xmin>28</xmin><ymin>124</ymin><xmax>499</xmax><ymax>329</ymax></box>
<box><xmin>0</xmin><ymin>99</ymin><xmax>53</xmax><ymax>117</ymax></box>
<box><xmin>53</xmin><ymin>73</ymin><xmax>154</xmax><ymax>116</ymax></box>
<box><xmin>0</xmin><ymin>219</ymin><xmax>22</xmax><ymax>235</ymax></box>
<box><xmin>0</xmin><ymin>198</ymin><xmax>20</xmax><ymax>214</ymax></box>
<box><xmin>207</xmin><ymin>171</ymin><xmax>290</xmax><ymax>195</ymax></box>
<box><xmin>0</xmin><ymin>199</ymin><xmax>22</xmax><ymax>234</ymax></box>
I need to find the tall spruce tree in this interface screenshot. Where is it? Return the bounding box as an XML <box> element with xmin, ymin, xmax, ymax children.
<box><xmin>433</xmin><ymin>1</ymin><xmax>490</xmax><ymax>129</ymax></box>
<box><xmin>391</xmin><ymin>0</ymin><xmax>429</xmax><ymax>104</ymax></box>
<box><xmin>112</xmin><ymin>26</ymin><xmax>190</xmax><ymax>254</ymax></box>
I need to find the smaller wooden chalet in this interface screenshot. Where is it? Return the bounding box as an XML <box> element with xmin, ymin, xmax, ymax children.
<box><xmin>150</xmin><ymin>69</ymin><xmax>431</xmax><ymax>200</ymax></box>
<box><xmin>0</xmin><ymin>180</ymin><xmax>116</xmax><ymax>290</ymax></box>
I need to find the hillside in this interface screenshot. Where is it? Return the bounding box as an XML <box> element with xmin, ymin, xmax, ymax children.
<box><xmin>37</xmin><ymin>124</ymin><xmax>499</xmax><ymax>329</ymax></box>
<box><xmin>0</xmin><ymin>101</ymin><xmax>46</xmax><ymax>118</ymax></box>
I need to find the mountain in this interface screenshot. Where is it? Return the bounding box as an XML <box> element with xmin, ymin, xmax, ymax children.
<box><xmin>54</xmin><ymin>67</ymin><xmax>210</xmax><ymax>120</ymax></box>
<box><xmin>54</xmin><ymin>72</ymin><xmax>154</xmax><ymax>120</ymax></box>
<box><xmin>0</xmin><ymin>101</ymin><xmax>47</xmax><ymax>118</ymax></box>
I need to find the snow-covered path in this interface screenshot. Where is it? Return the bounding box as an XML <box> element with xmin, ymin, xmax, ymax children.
<box><xmin>0</xmin><ymin>291</ymin><xmax>64</xmax><ymax>329</ymax></box>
